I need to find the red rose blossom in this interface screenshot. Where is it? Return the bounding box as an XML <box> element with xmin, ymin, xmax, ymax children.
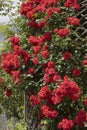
<box><xmin>73</xmin><ymin>68</ymin><xmax>81</xmax><ymax>77</ymax></box>
<box><xmin>10</xmin><ymin>36</ymin><xmax>20</xmax><ymax>45</ymax></box>
<box><xmin>58</xmin><ymin>28</ymin><xmax>70</xmax><ymax>37</ymax></box>
<box><xmin>42</xmin><ymin>50</ymin><xmax>49</xmax><ymax>58</ymax></box>
<box><xmin>67</xmin><ymin>17</ymin><xmax>80</xmax><ymax>26</ymax></box>
<box><xmin>58</xmin><ymin>118</ymin><xmax>74</xmax><ymax>130</ymax></box>
<box><xmin>75</xmin><ymin>110</ymin><xmax>86</xmax><ymax>127</ymax></box>
<box><xmin>28</xmin><ymin>68</ymin><xmax>35</xmax><ymax>75</ymax></box>
<box><xmin>84</xmin><ymin>99</ymin><xmax>87</xmax><ymax>106</ymax></box>
<box><xmin>63</xmin><ymin>51</ymin><xmax>71</xmax><ymax>60</ymax></box>
<box><xmin>33</xmin><ymin>57</ymin><xmax>39</xmax><ymax>65</ymax></box>
<box><xmin>6</xmin><ymin>89</ymin><xmax>12</xmax><ymax>97</ymax></box>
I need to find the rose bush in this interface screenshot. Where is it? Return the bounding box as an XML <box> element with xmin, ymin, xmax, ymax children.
<box><xmin>0</xmin><ymin>0</ymin><xmax>87</xmax><ymax>130</ymax></box>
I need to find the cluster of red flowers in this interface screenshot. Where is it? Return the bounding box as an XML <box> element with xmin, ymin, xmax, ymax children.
<box><xmin>1</xmin><ymin>0</ymin><xmax>87</xmax><ymax>130</ymax></box>
<box><xmin>29</xmin><ymin>35</ymin><xmax>45</xmax><ymax>46</ymax></box>
<box><xmin>58</xmin><ymin>118</ymin><xmax>74</xmax><ymax>130</ymax></box>
<box><xmin>20</xmin><ymin>0</ymin><xmax>61</xmax><ymax>20</ymax></box>
<box><xmin>20</xmin><ymin>0</ymin><xmax>80</xmax><ymax>33</ymax></box>
<box><xmin>64</xmin><ymin>0</ymin><xmax>80</xmax><ymax>10</ymax></box>
<box><xmin>29</xmin><ymin>33</ymin><xmax>51</xmax><ymax>59</ymax></box>
<box><xmin>67</xmin><ymin>17</ymin><xmax>80</xmax><ymax>26</ymax></box>
<box><xmin>54</xmin><ymin>28</ymin><xmax>71</xmax><ymax>37</ymax></box>
<box><xmin>30</xmin><ymin>75</ymin><xmax>82</xmax><ymax>105</ymax></box>
<box><xmin>52</xmin><ymin>77</ymin><xmax>82</xmax><ymax>104</ymax></box>
<box><xmin>41</xmin><ymin>105</ymin><xmax>58</xmax><ymax>118</ymax></box>
<box><xmin>43</xmin><ymin>61</ymin><xmax>61</xmax><ymax>84</ymax></box>
<box><xmin>30</xmin><ymin>95</ymin><xmax>41</xmax><ymax>106</ymax></box>
<box><xmin>1</xmin><ymin>52</ymin><xmax>20</xmax><ymax>73</ymax></box>
<box><xmin>57</xmin><ymin>28</ymin><xmax>70</xmax><ymax>37</ymax></box>
<box><xmin>10</xmin><ymin>36</ymin><xmax>20</xmax><ymax>46</ymax></box>
<box><xmin>1</xmin><ymin>36</ymin><xmax>32</xmax><ymax>84</ymax></box>
<box><xmin>75</xmin><ymin>110</ymin><xmax>87</xmax><ymax>127</ymax></box>
<box><xmin>29</xmin><ymin>77</ymin><xmax>82</xmax><ymax>123</ymax></box>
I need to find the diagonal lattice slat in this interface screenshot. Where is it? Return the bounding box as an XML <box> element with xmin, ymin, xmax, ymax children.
<box><xmin>75</xmin><ymin>0</ymin><xmax>87</xmax><ymax>40</ymax></box>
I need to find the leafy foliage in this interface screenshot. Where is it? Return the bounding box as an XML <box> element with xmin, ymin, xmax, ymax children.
<box><xmin>0</xmin><ymin>0</ymin><xmax>87</xmax><ymax>130</ymax></box>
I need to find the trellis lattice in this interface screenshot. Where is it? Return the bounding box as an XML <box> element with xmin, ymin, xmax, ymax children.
<box><xmin>74</xmin><ymin>0</ymin><xmax>87</xmax><ymax>40</ymax></box>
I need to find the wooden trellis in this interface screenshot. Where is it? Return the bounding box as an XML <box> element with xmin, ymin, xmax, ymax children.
<box><xmin>75</xmin><ymin>0</ymin><xmax>87</xmax><ymax>40</ymax></box>
<box><xmin>24</xmin><ymin>90</ymin><xmax>41</xmax><ymax>130</ymax></box>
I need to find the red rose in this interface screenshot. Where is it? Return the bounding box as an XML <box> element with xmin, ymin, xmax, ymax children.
<box><xmin>6</xmin><ymin>89</ymin><xmax>12</xmax><ymax>97</ymax></box>
<box><xmin>75</xmin><ymin>110</ymin><xmax>86</xmax><ymax>127</ymax></box>
<box><xmin>46</xmin><ymin>7</ymin><xmax>54</xmax><ymax>16</ymax></box>
<box><xmin>41</xmin><ymin>105</ymin><xmax>58</xmax><ymax>118</ymax></box>
<box><xmin>84</xmin><ymin>99</ymin><xmax>87</xmax><ymax>106</ymax></box>
<box><xmin>54</xmin><ymin>28</ymin><xmax>58</xmax><ymax>33</ymax></box>
<box><xmin>28</xmin><ymin>68</ymin><xmax>35</xmax><ymax>75</ymax></box>
<box><xmin>43</xmin><ymin>32</ymin><xmax>52</xmax><ymax>41</ymax></box>
<box><xmin>43</xmin><ymin>45</ymin><xmax>48</xmax><ymax>50</ymax></box>
<box><xmin>42</xmin><ymin>50</ymin><xmax>49</xmax><ymax>58</ymax></box>
<box><xmin>73</xmin><ymin>68</ymin><xmax>81</xmax><ymax>77</ymax></box>
<box><xmin>63</xmin><ymin>51</ymin><xmax>71</xmax><ymax>60</ymax></box>
<box><xmin>43</xmin><ymin>74</ymin><xmax>52</xmax><ymax>83</ymax></box>
<box><xmin>48</xmin><ymin>68</ymin><xmax>56</xmax><ymax>75</ymax></box>
<box><xmin>67</xmin><ymin>17</ymin><xmax>80</xmax><ymax>26</ymax></box>
<box><xmin>54</xmin><ymin>7</ymin><xmax>61</xmax><ymax>13</ymax></box>
<box><xmin>74</xmin><ymin>4</ymin><xmax>80</xmax><ymax>10</ymax></box>
<box><xmin>38</xmin><ymin>86</ymin><xmax>51</xmax><ymax>99</ymax></box>
<box><xmin>10</xmin><ymin>36</ymin><xmax>20</xmax><ymax>45</ymax></box>
<box><xmin>58</xmin><ymin>118</ymin><xmax>74</xmax><ymax>130</ymax></box>
<box><xmin>33</xmin><ymin>46</ymin><xmax>41</xmax><ymax>55</ymax></box>
<box><xmin>30</xmin><ymin>95</ymin><xmax>41</xmax><ymax>106</ymax></box>
<box><xmin>58</xmin><ymin>28</ymin><xmax>70</xmax><ymax>37</ymax></box>
<box><xmin>28</xmin><ymin>21</ymin><xmax>38</xmax><ymax>28</ymax></box>
<box><xmin>53</xmin><ymin>75</ymin><xmax>61</xmax><ymax>82</ymax></box>
<box><xmin>33</xmin><ymin>57</ymin><xmax>39</xmax><ymax>65</ymax></box>
<box><xmin>47</xmin><ymin>61</ymin><xmax>55</xmax><ymax>68</ymax></box>
<box><xmin>83</xmin><ymin>60</ymin><xmax>87</xmax><ymax>66</ymax></box>
<box><xmin>37</xmin><ymin>20</ymin><xmax>46</xmax><ymax>28</ymax></box>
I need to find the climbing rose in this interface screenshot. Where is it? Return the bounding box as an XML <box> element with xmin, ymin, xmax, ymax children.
<box><xmin>33</xmin><ymin>57</ymin><xmax>39</xmax><ymax>65</ymax></box>
<box><xmin>28</xmin><ymin>68</ymin><xmax>35</xmax><ymax>75</ymax></box>
<box><xmin>41</xmin><ymin>105</ymin><xmax>58</xmax><ymax>118</ymax></box>
<box><xmin>63</xmin><ymin>51</ymin><xmax>71</xmax><ymax>60</ymax></box>
<box><xmin>73</xmin><ymin>68</ymin><xmax>81</xmax><ymax>77</ymax></box>
<box><xmin>83</xmin><ymin>60</ymin><xmax>87</xmax><ymax>65</ymax></box>
<box><xmin>75</xmin><ymin>110</ymin><xmax>86</xmax><ymax>127</ymax></box>
<box><xmin>10</xmin><ymin>36</ymin><xmax>20</xmax><ymax>45</ymax></box>
<box><xmin>38</xmin><ymin>86</ymin><xmax>51</xmax><ymax>99</ymax></box>
<box><xmin>6</xmin><ymin>89</ymin><xmax>12</xmax><ymax>97</ymax></box>
<box><xmin>58</xmin><ymin>28</ymin><xmax>70</xmax><ymax>37</ymax></box>
<box><xmin>84</xmin><ymin>99</ymin><xmax>87</xmax><ymax>106</ymax></box>
<box><xmin>47</xmin><ymin>61</ymin><xmax>55</xmax><ymax>68</ymax></box>
<box><xmin>30</xmin><ymin>95</ymin><xmax>41</xmax><ymax>106</ymax></box>
<box><xmin>43</xmin><ymin>32</ymin><xmax>52</xmax><ymax>41</ymax></box>
<box><xmin>58</xmin><ymin>118</ymin><xmax>74</xmax><ymax>130</ymax></box>
<box><xmin>42</xmin><ymin>50</ymin><xmax>49</xmax><ymax>58</ymax></box>
<box><xmin>67</xmin><ymin>17</ymin><xmax>80</xmax><ymax>26</ymax></box>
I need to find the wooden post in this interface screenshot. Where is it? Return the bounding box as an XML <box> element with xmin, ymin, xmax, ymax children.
<box><xmin>24</xmin><ymin>90</ymin><xmax>41</xmax><ymax>130</ymax></box>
